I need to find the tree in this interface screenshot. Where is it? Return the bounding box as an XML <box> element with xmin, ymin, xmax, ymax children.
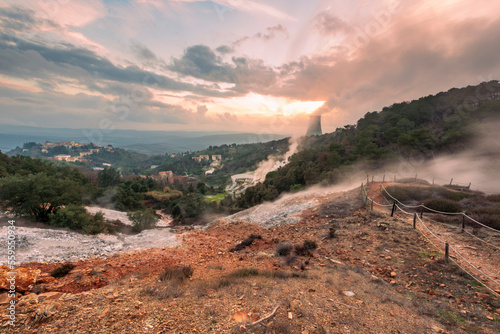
<box><xmin>49</xmin><ymin>204</ymin><xmax>106</xmax><ymax>234</ymax></box>
<box><xmin>97</xmin><ymin>168</ymin><xmax>121</xmax><ymax>188</ymax></box>
<box><xmin>128</xmin><ymin>208</ymin><xmax>158</xmax><ymax>232</ymax></box>
<box><xmin>0</xmin><ymin>173</ymin><xmax>86</xmax><ymax>222</ymax></box>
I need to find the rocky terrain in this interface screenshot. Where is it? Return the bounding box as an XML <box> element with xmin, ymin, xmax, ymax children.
<box><xmin>1</xmin><ymin>183</ymin><xmax>500</xmax><ymax>333</ymax></box>
<box><xmin>0</xmin><ymin>206</ymin><xmax>178</xmax><ymax>264</ymax></box>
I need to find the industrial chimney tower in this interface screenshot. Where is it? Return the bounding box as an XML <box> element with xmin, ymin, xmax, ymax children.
<box><xmin>306</xmin><ymin>115</ymin><xmax>322</xmax><ymax>136</ymax></box>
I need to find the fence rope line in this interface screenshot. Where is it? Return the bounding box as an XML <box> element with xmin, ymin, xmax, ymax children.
<box><xmin>416</xmin><ymin>215</ymin><xmax>448</xmax><ymax>245</ymax></box>
<box><xmin>448</xmin><ymin>243</ymin><xmax>500</xmax><ymax>288</ymax></box>
<box><xmin>394</xmin><ymin>203</ymin><xmax>414</xmax><ymax>216</ymax></box>
<box><xmin>463</xmin><ymin>214</ymin><xmax>500</xmax><ymax>234</ymax></box>
<box><xmin>448</xmin><ymin>257</ymin><xmax>500</xmax><ymax>298</ymax></box>
<box><xmin>463</xmin><ymin>230</ymin><xmax>500</xmax><ymax>251</ymax></box>
<box><xmin>415</xmin><ymin>211</ymin><xmax>500</xmax><ymax>294</ymax></box>
<box><xmin>381</xmin><ymin>184</ymin><xmax>500</xmax><ymax>235</ymax></box>
<box><xmin>363</xmin><ymin>181</ymin><xmax>500</xmax><ymax>296</ymax></box>
<box><xmin>382</xmin><ymin>185</ymin><xmax>464</xmax><ymax>214</ymax></box>
<box><xmin>422</xmin><ymin>215</ymin><xmax>500</xmax><ymax>251</ymax></box>
<box><xmin>361</xmin><ymin>184</ymin><xmax>393</xmax><ymax>208</ymax></box>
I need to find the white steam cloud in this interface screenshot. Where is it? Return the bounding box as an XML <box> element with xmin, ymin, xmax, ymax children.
<box><xmin>252</xmin><ymin>136</ymin><xmax>300</xmax><ymax>184</ymax></box>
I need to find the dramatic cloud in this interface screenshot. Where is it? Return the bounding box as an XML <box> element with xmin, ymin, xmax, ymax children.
<box><xmin>215</xmin><ymin>45</ymin><xmax>233</xmax><ymax>54</ymax></box>
<box><xmin>130</xmin><ymin>41</ymin><xmax>157</xmax><ymax>61</ymax></box>
<box><xmin>313</xmin><ymin>11</ymin><xmax>352</xmax><ymax>35</ymax></box>
<box><xmin>169</xmin><ymin>45</ymin><xmax>277</xmax><ymax>94</ymax></box>
<box><xmin>0</xmin><ymin>0</ymin><xmax>499</xmax><ymax>134</ymax></box>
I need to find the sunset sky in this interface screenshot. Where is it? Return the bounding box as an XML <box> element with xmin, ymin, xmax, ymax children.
<box><xmin>0</xmin><ymin>0</ymin><xmax>499</xmax><ymax>135</ymax></box>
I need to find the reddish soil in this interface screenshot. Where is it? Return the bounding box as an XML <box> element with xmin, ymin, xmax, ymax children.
<box><xmin>1</xmin><ymin>184</ymin><xmax>500</xmax><ymax>333</ymax></box>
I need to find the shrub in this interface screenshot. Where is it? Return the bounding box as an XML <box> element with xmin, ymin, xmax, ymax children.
<box><xmin>228</xmin><ymin>268</ymin><xmax>259</xmax><ymax>278</ymax></box>
<box><xmin>275</xmin><ymin>243</ymin><xmax>293</xmax><ymax>257</ymax></box>
<box><xmin>469</xmin><ymin>207</ymin><xmax>500</xmax><ymax>231</ymax></box>
<box><xmin>229</xmin><ymin>234</ymin><xmax>262</xmax><ymax>252</ymax></box>
<box><xmin>159</xmin><ymin>265</ymin><xmax>193</xmax><ymax>282</ymax></box>
<box><xmin>328</xmin><ymin>228</ymin><xmax>337</xmax><ymax>239</ymax></box>
<box><xmin>49</xmin><ymin>205</ymin><xmax>106</xmax><ymax>234</ymax></box>
<box><xmin>486</xmin><ymin>194</ymin><xmax>500</xmax><ymax>202</ymax></box>
<box><xmin>423</xmin><ymin>198</ymin><xmax>462</xmax><ymax>213</ymax></box>
<box><xmin>294</xmin><ymin>240</ymin><xmax>318</xmax><ymax>256</ymax></box>
<box><xmin>127</xmin><ymin>208</ymin><xmax>158</xmax><ymax>232</ymax></box>
<box><xmin>50</xmin><ymin>263</ymin><xmax>75</xmax><ymax>278</ymax></box>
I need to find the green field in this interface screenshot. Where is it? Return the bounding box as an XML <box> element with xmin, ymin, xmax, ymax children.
<box><xmin>204</xmin><ymin>193</ymin><xmax>226</xmax><ymax>203</ymax></box>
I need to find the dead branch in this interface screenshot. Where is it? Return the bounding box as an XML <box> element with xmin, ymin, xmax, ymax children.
<box><xmin>247</xmin><ymin>304</ymin><xmax>280</xmax><ymax>328</ymax></box>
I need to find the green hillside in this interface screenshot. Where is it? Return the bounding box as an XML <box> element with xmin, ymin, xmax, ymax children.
<box><xmin>236</xmin><ymin>80</ymin><xmax>500</xmax><ymax>208</ymax></box>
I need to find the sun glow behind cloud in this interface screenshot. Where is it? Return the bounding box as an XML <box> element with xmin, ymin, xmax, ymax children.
<box><xmin>218</xmin><ymin>93</ymin><xmax>324</xmax><ymax>117</ymax></box>
<box><xmin>0</xmin><ymin>0</ymin><xmax>499</xmax><ymax>135</ymax></box>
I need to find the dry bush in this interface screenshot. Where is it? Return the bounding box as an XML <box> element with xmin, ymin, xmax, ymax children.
<box><xmin>159</xmin><ymin>265</ymin><xmax>193</xmax><ymax>282</ymax></box>
<box><xmin>423</xmin><ymin>198</ymin><xmax>462</xmax><ymax>213</ymax></box>
<box><xmin>294</xmin><ymin>240</ymin><xmax>317</xmax><ymax>256</ymax></box>
<box><xmin>469</xmin><ymin>206</ymin><xmax>500</xmax><ymax>230</ymax></box>
<box><xmin>486</xmin><ymin>194</ymin><xmax>500</xmax><ymax>202</ymax></box>
<box><xmin>275</xmin><ymin>243</ymin><xmax>293</xmax><ymax>257</ymax></box>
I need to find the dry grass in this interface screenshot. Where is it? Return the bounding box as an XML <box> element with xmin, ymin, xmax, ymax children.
<box><xmin>159</xmin><ymin>265</ymin><xmax>193</xmax><ymax>282</ymax></box>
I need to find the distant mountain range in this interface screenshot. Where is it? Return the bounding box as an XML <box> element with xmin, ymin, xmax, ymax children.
<box><xmin>0</xmin><ymin>125</ymin><xmax>288</xmax><ymax>154</ymax></box>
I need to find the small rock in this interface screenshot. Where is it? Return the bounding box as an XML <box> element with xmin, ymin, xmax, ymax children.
<box><xmin>428</xmin><ymin>289</ymin><xmax>436</xmax><ymax>295</ymax></box>
<box><xmin>390</xmin><ymin>280</ymin><xmax>396</xmax><ymax>285</ymax></box>
<box><xmin>0</xmin><ymin>293</ymin><xmax>10</xmax><ymax>305</ymax></box>
<box><xmin>288</xmin><ymin>312</ymin><xmax>293</xmax><ymax>320</ymax></box>
<box><xmin>290</xmin><ymin>300</ymin><xmax>301</xmax><ymax>311</ymax></box>
<box><xmin>390</xmin><ymin>272</ymin><xmax>397</xmax><ymax>277</ymax></box>
<box><xmin>496</xmin><ymin>308</ymin><xmax>500</xmax><ymax>315</ymax></box>
<box><xmin>343</xmin><ymin>291</ymin><xmax>355</xmax><ymax>297</ymax></box>
<box><xmin>430</xmin><ymin>325</ymin><xmax>446</xmax><ymax>333</ymax></box>
<box><xmin>38</xmin><ymin>292</ymin><xmax>64</xmax><ymax>301</ymax></box>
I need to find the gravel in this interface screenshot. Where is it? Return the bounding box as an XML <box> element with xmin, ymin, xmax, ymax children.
<box><xmin>0</xmin><ymin>206</ymin><xmax>179</xmax><ymax>265</ymax></box>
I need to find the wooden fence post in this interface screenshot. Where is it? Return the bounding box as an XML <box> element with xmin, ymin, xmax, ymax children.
<box><xmin>462</xmin><ymin>215</ymin><xmax>465</xmax><ymax>233</ymax></box>
<box><xmin>391</xmin><ymin>202</ymin><xmax>396</xmax><ymax>217</ymax></box>
<box><xmin>445</xmin><ymin>243</ymin><xmax>449</xmax><ymax>262</ymax></box>
<box><xmin>382</xmin><ymin>174</ymin><xmax>385</xmax><ymax>183</ymax></box>
<box><xmin>413</xmin><ymin>213</ymin><xmax>416</xmax><ymax>229</ymax></box>
<box><xmin>420</xmin><ymin>208</ymin><xmax>423</xmax><ymax>218</ymax></box>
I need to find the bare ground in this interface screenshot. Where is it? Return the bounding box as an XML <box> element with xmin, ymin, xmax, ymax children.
<box><xmin>1</xmin><ymin>184</ymin><xmax>500</xmax><ymax>333</ymax></box>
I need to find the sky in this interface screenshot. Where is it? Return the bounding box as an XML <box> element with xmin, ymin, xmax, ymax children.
<box><xmin>0</xmin><ymin>0</ymin><xmax>499</xmax><ymax>136</ymax></box>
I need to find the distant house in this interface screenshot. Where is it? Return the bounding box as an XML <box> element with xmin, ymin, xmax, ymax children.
<box><xmin>212</xmin><ymin>154</ymin><xmax>222</xmax><ymax>161</ymax></box>
<box><xmin>193</xmin><ymin>155</ymin><xmax>209</xmax><ymax>162</ymax></box>
<box><xmin>90</xmin><ymin>148</ymin><xmax>100</xmax><ymax>153</ymax></box>
<box><xmin>41</xmin><ymin>149</ymin><xmax>49</xmax><ymax>153</ymax></box>
<box><xmin>150</xmin><ymin>165</ymin><xmax>158</xmax><ymax>169</ymax></box>
<box><xmin>54</xmin><ymin>155</ymin><xmax>71</xmax><ymax>161</ymax></box>
<box><xmin>79</xmin><ymin>152</ymin><xmax>92</xmax><ymax>157</ymax></box>
<box><xmin>102</xmin><ymin>163</ymin><xmax>112</xmax><ymax>167</ymax></box>
<box><xmin>170</xmin><ymin>154</ymin><xmax>177</xmax><ymax>158</ymax></box>
<box><xmin>159</xmin><ymin>171</ymin><xmax>173</xmax><ymax>178</ymax></box>
<box><xmin>92</xmin><ymin>167</ymin><xmax>104</xmax><ymax>171</ymax></box>
<box><xmin>67</xmin><ymin>157</ymin><xmax>79</xmax><ymax>162</ymax></box>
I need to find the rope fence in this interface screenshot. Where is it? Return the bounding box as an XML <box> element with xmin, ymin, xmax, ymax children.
<box><xmin>360</xmin><ymin>180</ymin><xmax>500</xmax><ymax>298</ymax></box>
